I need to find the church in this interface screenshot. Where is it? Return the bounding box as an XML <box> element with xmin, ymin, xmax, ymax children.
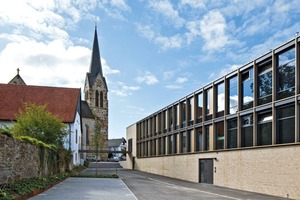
<box><xmin>0</xmin><ymin>27</ymin><xmax>109</xmax><ymax>164</ymax></box>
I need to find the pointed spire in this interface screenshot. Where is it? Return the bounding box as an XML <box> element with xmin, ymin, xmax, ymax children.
<box><xmin>89</xmin><ymin>25</ymin><xmax>103</xmax><ymax>78</ymax></box>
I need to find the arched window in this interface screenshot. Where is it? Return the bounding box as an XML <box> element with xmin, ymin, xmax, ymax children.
<box><xmin>95</xmin><ymin>90</ymin><xmax>99</xmax><ymax>107</ymax></box>
<box><xmin>100</xmin><ymin>91</ymin><xmax>103</xmax><ymax>108</ymax></box>
<box><xmin>85</xmin><ymin>91</ymin><xmax>88</xmax><ymax>101</ymax></box>
<box><xmin>86</xmin><ymin>125</ymin><xmax>89</xmax><ymax>145</ymax></box>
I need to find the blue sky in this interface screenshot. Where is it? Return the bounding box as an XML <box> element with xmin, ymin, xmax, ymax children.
<box><xmin>0</xmin><ymin>0</ymin><xmax>300</xmax><ymax>139</ymax></box>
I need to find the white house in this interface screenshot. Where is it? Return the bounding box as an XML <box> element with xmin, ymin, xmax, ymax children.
<box><xmin>0</xmin><ymin>81</ymin><xmax>82</xmax><ymax>166</ymax></box>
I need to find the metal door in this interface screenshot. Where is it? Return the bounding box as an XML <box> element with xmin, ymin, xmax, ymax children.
<box><xmin>199</xmin><ymin>159</ymin><xmax>213</xmax><ymax>184</ymax></box>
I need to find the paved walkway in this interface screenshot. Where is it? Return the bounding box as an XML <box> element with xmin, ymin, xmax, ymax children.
<box><xmin>29</xmin><ymin>178</ymin><xmax>137</xmax><ymax>200</ymax></box>
<box><xmin>29</xmin><ymin>162</ymin><xmax>289</xmax><ymax>200</ymax></box>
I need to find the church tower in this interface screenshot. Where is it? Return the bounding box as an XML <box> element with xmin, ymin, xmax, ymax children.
<box><xmin>84</xmin><ymin>26</ymin><xmax>108</xmax><ymax>159</ymax></box>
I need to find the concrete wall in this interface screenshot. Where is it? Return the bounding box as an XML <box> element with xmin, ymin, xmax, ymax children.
<box><xmin>0</xmin><ymin>134</ymin><xmax>70</xmax><ymax>184</ymax></box>
<box><xmin>126</xmin><ymin>124</ymin><xmax>300</xmax><ymax>199</ymax></box>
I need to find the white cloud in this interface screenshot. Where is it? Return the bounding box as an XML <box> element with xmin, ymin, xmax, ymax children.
<box><xmin>111</xmin><ymin>0</ymin><xmax>131</xmax><ymax>11</ymax></box>
<box><xmin>163</xmin><ymin>71</ymin><xmax>175</xmax><ymax>80</ymax></box>
<box><xmin>154</xmin><ymin>35</ymin><xmax>183</xmax><ymax>50</ymax></box>
<box><xmin>136</xmin><ymin>24</ymin><xmax>155</xmax><ymax>41</ymax></box>
<box><xmin>148</xmin><ymin>0</ymin><xmax>185</xmax><ymax>28</ymax></box>
<box><xmin>176</xmin><ymin>77</ymin><xmax>188</xmax><ymax>84</ymax></box>
<box><xmin>0</xmin><ymin>39</ymin><xmax>119</xmax><ymax>89</ymax></box>
<box><xmin>179</xmin><ymin>0</ymin><xmax>205</xmax><ymax>9</ymax></box>
<box><xmin>164</xmin><ymin>84</ymin><xmax>183</xmax><ymax>90</ymax></box>
<box><xmin>98</xmin><ymin>0</ymin><xmax>131</xmax><ymax>20</ymax></box>
<box><xmin>136</xmin><ymin>71</ymin><xmax>158</xmax><ymax>85</ymax></box>
<box><xmin>110</xmin><ymin>82</ymin><xmax>140</xmax><ymax>97</ymax></box>
<box><xmin>200</xmin><ymin>10</ymin><xmax>228</xmax><ymax>51</ymax></box>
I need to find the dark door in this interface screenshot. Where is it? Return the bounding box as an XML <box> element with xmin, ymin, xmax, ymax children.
<box><xmin>199</xmin><ymin>159</ymin><xmax>213</xmax><ymax>184</ymax></box>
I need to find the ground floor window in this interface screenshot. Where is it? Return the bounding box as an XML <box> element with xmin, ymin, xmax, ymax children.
<box><xmin>196</xmin><ymin>128</ymin><xmax>203</xmax><ymax>151</ymax></box>
<box><xmin>257</xmin><ymin>111</ymin><xmax>272</xmax><ymax>146</ymax></box>
<box><xmin>215</xmin><ymin>122</ymin><xmax>224</xmax><ymax>150</ymax></box>
<box><xmin>241</xmin><ymin>115</ymin><xmax>253</xmax><ymax>147</ymax></box>
<box><xmin>276</xmin><ymin>104</ymin><xmax>295</xmax><ymax>144</ymax></box>
<box><xmin>227</xmin><ymin>119</ymin><xmax>237</xmax><ymax>148</ymax></box>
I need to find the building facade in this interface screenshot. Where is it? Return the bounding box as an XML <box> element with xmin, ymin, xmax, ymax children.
<box><xmin>126</xmin><ymin>36</ymin><xmax>300</xmax><ymax>199</ymax></box>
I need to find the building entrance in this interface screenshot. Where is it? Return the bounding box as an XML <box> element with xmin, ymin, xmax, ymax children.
<box><xmin>199</xmin><ymin>159</ymin><xmax>213</xmax><ymax>184</ymax></box>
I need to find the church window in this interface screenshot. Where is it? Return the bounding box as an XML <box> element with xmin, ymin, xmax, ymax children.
<box><xmin>85</xmin><ymin>91</ymin><xmax>88</xmax><ymax>101</ymax></box>
<box><xmin>100</xmin><ymin>91</ymin><xmax>103</xmax><ymax>108</ymax></box>
<box><xmin>95</xmin><ymin>90</ymin><xmax>99</xmax><ymax>107</ymax></box>
<box><xmin>76</xmin><ymin>129</ymin><xmax>78</xmax><ymax>144</ymax></box>
<box><xmin>86</xmin><ymin>125</ymin><xmax>89</xmax><ymax>145</ymax></box>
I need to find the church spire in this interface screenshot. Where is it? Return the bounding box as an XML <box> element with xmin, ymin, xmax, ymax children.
<box><xmin>89</xmin><ymin>26</ymin><xmax>103</xmax><ymax>78</ymax></box>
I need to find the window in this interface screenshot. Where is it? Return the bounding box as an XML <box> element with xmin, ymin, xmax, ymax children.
<box><xmin>153</xmin><ymin>139</ymin><xmax>156</xmax><ymax>156</ymax></box>
<box><xmin>242</xmin><ymin>68</ymin><xmax>254</xmax><ymax>110</ymax></box>
<box><xmin>257</xmin><ymin>61</ymin><xmax>272</xmax><ymax>105</ymax></box>
<box><xmin>196</xmin><ymin>93</ymin><xmax>203</xmax><ymax>123</ymax></box>
<box><xmin>168</xmin><ymin>108</ymin><xmax>173</xmax><ymax>131</ymax></box>
<box><xmin>85</xmin><ymin>125</ymin><xmax>89</xmax><ymax>145</ymax></box>
<box><xmin>128</xmin><ymin>139</ymin><xmax>132</xmax><ymax>153</ymax></box>
<box><xmin>76</xmin><ymin>129</ymin><xmax>78</xmax><ymax>144</ymax></box>
<box><xmin>276</xmin><ymin>105</ymin><xmax>295</xmax><ymax>144</ymax></box>
<box><xmin>215</xmin><ymin>121</ymin><xmax>224</xmax><ymax>150</ymax></box>
<box><xmin>216</xmin><ymin>83</ymin><xmax>225</xmax><ymax>117</ymax></box>
<box><xmin>100</xmin><ymin>91</ymin><xmax>103</xmax><ymax>108</ymax></box>
<box><xmin>228</xmin><ymin>76</ymin><xmax>238</xmax><ymax>114</ymax></box>
<box><xmin>174</xmin><ymin>105</ymin><xmax>179</xmax><ymax>130</ymax></box>
<box><xmin>181</xmin><ymin>132</ymin><xmax>186</xmax><ymax>153</ymax></box>
<box><xmin>174</xmin><ymin>134</ymin><xmax>178</xmax><ymax>154</ymax></box>
<box><xmin>257</xmin><ymin>112</ymin><xmax>272</xmax><ymax>146</ymax></box>
<box><xmin>163</xmin><ymin>111</ymin><xmax>167</xmax><ymax>133</ymax></box>
<box><xmin>196</xmin><ymin>127</ymin><xmax>203</xmax><ymax>151</ymax></box>
<box><xmin>227</xmin><ymin>119</ymin><xmax>237</xmax><ymax>149</ymax></box>
<box><xmin>187</xmin><ymin>98</ymin><xmax>194</xmax><ymax>126</ymax></box>
<box><xmin>276</xmin><ymin>48</ymin><xmax>295</xmax><ymax>100</ymax></box>
<box><xmin>181</xmin><ymin>101</ymin><xmax>186</xmax><ymax>128</ymax></box>
<box><xmin>205</xmin><ymin>125</ymin><xmax>212</xmax><ymax>151</ymax></box>
<box><xmin>162</xmin><ymin>137</ymin><xmax>166</xmax><ymax>155</ymax></box>
<box><xmin>241</xmin><ymin>115</ymin><xmax>253</xmax><ymax>147</ymax></box>
<box><xmin>205</xmin><ymin>88</ymin><xmax>213</xmax><ymax>120</ymax></box>
<box><xmin>95</xmin><ymin>90</ymin><xmax>99</xmax><ymax>107</ymax></box>
<box><xmin>168</xmin><ymin>135</ymin><xmax>173</xmax><ymax>154</ymax></box>
<box><xmin>187</xmin><ymin>130</ymin><xmax>191</xmax><ymax>152</ymax></box>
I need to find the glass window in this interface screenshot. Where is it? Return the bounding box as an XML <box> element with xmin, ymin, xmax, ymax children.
<box><xmin>205</xmin><ymin>88</ymin><xmax>213</xmax><ymax>120</ymax></box>
<box><xmin>241</xmin><ymin>115</ymin><xmax>253</xmax><ymax>147</ymax></box>
<box><xmin>197</xmin><ymin>93</ymin><xmax>203</xmax><ymax>123</ymax></box>
<box><xmin>216</xmin><ymin>122</ymin><xmax>224</xmax><ymax>150</ymax></box>
<box><xmin>276</xmin><ymin>105</ymin><xmax>295</xmax><ymax>144</ymax></box>
<box><xmin>227</xmin><ymin>119</ymin><xmax>237</xmax><ymax>149</ymax></box>
<box><xmin>168</xmin><ymin>135</ymin><xmax>173</xmax><ymax>154</ymax></box>
<box><xmin>205</xmin><ymin>125</ymin><xmax>212</xmax><ymax>151</ymax></box>
<box><xmin>257</xmin><ymin>62</ymin><xmax>272</xmax><ymax>105</ymax></box>
<box><xmin>181</xmin><ymin>132</ymin><xmax>186</xmax><ymax>153</ymax></box>
<box><xmin>228</xmin><ymin>76</ymin><xmax>238</xmax><ymax>114</ymax></box>
<box><xmin>174</xmin><ymin>134</ymin><xmax>177</xmax><ymax>154</ymax></box>
<box><xmin>163</xmin><ymin>111</ymin><xmax>167</xmax><ymax>133</ymax></box>
<box><xmin>276</xmin><ymin>48</ymin><xmax>295</xmax><ymax>100</ymax></box>
<box><xmin>242</xmin><ymin>68</ymin><xmax>254</xmax><ymax>110</ymax></box>
<box><xmin>187</xmin><ymin>98</ymin><xmax>194</xmax><ymax>126</ymax></box>
<box><xmin>168</xmin><ymin>108</ymin><xmax>173</xmax><ymax>131</ymax></box>
<box><xmin>257</xmin><ymin>112</ymin><xmax>272</xmax><ymax>146</ymax></box>
<box><xmin>196</xmin><ymin>127</ymin><xmax>203</xmax><ymax>151</ymax></box>
<box><xmin>100</xmin><ymin>91</ymin><xmax>103</xmax><ymax>108</ymax></box>
<box><xmin>216</xmin><ymin>83</ymin><xmax>225</xmax><ymax>117</ymax></box>
<box><xmin>174</xmin><ymin>105</ymin><xmax>179</xmax><ymax>130</ymax></box>
<box><xmin>95</xmin><ymin>90</ymin><xmax>99</xmax><ymax>107</ymax></box>
<box><xmin>181</xmin><ymin>101</ymin><xmax>186</xmax><ymax>128</ymax></box>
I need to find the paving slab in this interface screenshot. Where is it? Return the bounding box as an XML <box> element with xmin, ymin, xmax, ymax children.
<box><xmin>29</xmin><ymin>177</ymin><xmax>137</xmax><ymax>200</ymax></box>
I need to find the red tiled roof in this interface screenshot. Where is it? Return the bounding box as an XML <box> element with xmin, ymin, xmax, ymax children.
<box><xmin>0</xmin><ymin>84</ymin><xmax>81</xmax><ymax>123</ymax></box>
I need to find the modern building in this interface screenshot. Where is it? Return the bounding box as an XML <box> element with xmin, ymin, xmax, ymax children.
<box><xmin>126</xmin><ymin>35</ymin><xmax>300</xmax><ymax>199</ymax></box>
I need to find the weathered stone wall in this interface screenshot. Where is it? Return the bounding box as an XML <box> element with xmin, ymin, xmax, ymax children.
<box><xmin>0</xmin><ymin>134</ymin><xmax>70</xmax><ymax>184</ymax></box>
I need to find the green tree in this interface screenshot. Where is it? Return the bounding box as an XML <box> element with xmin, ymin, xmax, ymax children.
<box><xmin>91</xmin><ymin>121</ymin><xmax>105</xmax><ymax>175</ymax></box>
<box><xmin>11</xmin><ymin>103</ymin><xmax>67</xmax><ymax>146</ymax></box>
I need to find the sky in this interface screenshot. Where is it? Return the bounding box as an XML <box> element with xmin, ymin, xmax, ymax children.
<box><xmin>0</xmin><ymin>0</ymin><xmax>300</xmax><ymax>139</ymax></box>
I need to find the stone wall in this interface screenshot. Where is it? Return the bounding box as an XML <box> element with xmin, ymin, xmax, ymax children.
<box><xmin>0</xmin><ymin>134</ymin><xmax>71</xmax><ymax>184</ymax></box>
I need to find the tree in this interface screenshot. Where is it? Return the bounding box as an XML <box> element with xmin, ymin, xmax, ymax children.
<box><xmin>91</xmin><ymin>121</ymin><xmax>105</xmax><ymax>175</ymax></box>
<box><xmin>11</xmin><ymin>103</ymin><xmax>67</xmax><ymax>146</ymax></box>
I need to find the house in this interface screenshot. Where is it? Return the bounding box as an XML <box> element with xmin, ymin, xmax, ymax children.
<box><xmin>126</xmin><ymin>35</ymin><xmax>300</xmax><ymax>199</ymax></box>
<box><xmin>108</xmin><ymin>137</ymin><xmax>126</xmax><ymax>160</ymax></box>
<box><xmin>0</xmin><ymin>82</ymin><xmax>82</xmax><ymax>166</ymax></box>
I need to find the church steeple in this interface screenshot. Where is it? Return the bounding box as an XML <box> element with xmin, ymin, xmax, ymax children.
<box><xmin>89</xmin><ymin>26</ymin><xmax>103</xmax><ymax>78</ymax></box>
